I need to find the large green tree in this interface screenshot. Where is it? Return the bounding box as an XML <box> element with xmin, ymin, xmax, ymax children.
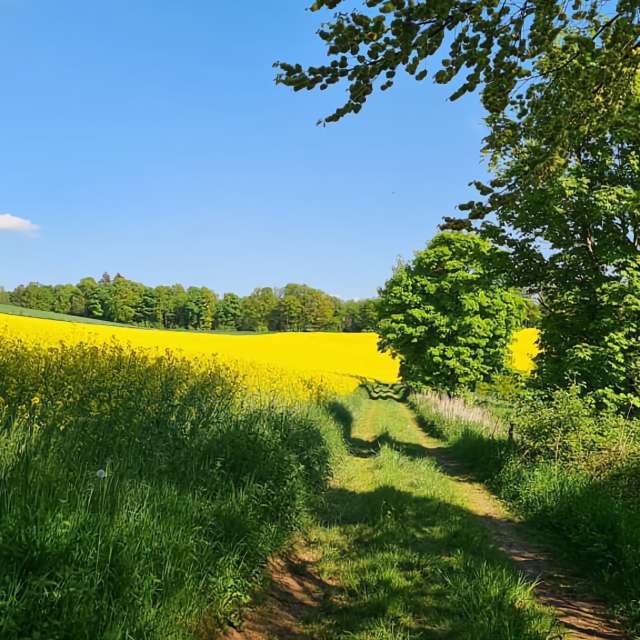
<box><xmin>378</xmin><ymin>232</ymin><xmax>526</xmax><ymax>392</ymax></box>
<box><xmin>339</xmin><ymin>298</ymin><xmax>379</xmax><ymax>332</ymax></box>
<box><xmin>240</xmin><ymin>287</ymin><xmax>279</xmax><ymax>331</ymax></box>
<box><xmin>451</xmin><ymin>51</ymin><xmax>640</xmax><ymax>410</ymax></box>
<box><xmin>215</xmin><ymin>293</ymin><xmax>243</xmax><ymax>330</ymax></box>
<box><xmin>271</xmin><ymin>284</ymin><xmax>338</xmax><ymax>331</ymax></box>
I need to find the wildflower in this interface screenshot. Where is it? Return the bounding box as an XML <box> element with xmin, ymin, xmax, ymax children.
<box><xmin>96</xmin><ymin>469</ymin><xmax>107</xmax><ymax>479</ymax></box>
<box><xmin>31</xmin><ymin>395</ymin><xmax>41</xmax><ymax>406</ymax></box>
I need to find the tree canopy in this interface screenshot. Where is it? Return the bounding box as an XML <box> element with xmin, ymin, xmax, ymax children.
<box><xmin>449</xmin><ymin>50</ymin><xmax>640</xmax><ymax>411</ymax></box>
<box><xmin>7</xmin><ymin>275</ymin><xmax>379</xmax><ymax>334</ymax></box>
<box><xmin>275</xmin><ymin>0</ymin><xmax>640</xmax><ymax>131</ymax></box>
<box><xmin>377</xmin><ymin>232</ymin><xmax>526</xmax><ymax>392</ymax></box>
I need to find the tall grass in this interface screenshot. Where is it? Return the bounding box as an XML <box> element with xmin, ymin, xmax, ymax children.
<box><xmin>411</xmin><ymin>389</ymin><xmax>640</xmax><ymax>636</ymax></box>
<box><xmin>0</xmin><ymin>335</ymin><xmax>345</xmax><ymax>639</ymax></box>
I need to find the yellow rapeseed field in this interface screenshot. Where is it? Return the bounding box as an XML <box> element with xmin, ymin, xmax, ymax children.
<box><xmin>509</xmin><ymin>327</ymin><xmax>540</xmax><ymax>373</ymax></box>
<box><xmin>0</xmin><ymin>313</ymin><xmax>538</xmax><ymax>398</ymax></box>
<box><xmin>0</xmin><ymin>313</ymin><xmax>399</xmax><ymax>399</ymax></box>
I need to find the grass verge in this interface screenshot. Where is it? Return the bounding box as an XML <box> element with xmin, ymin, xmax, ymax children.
<box><xmin>411</xmin><ymin>390</ymin><xmax>640</xmax><ymax>637</ymax></box>
<box><xmin>303</xmin><ymin>391</ymin><xmax>559</xmax><ymax>639</ymax></box>
<box><xmin>0</xmin><ymin>335</ymin><xmax>345</xmax><ymax>639</ymax></box>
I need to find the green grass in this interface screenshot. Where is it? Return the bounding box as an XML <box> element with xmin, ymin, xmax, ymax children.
<box><xmin>0</xmin><ymin>335</ymin><xmax>345</xmax><ymax>639</ymax></box>
<box><xmin>302</xmin><ymin>390</ymin><xmax>559</xmax><ymax>639</ymax></box>
<box><xmin>0</xmin><ymin>303</ymin><xmax>137</xmax><ymax>326</ymax></box>
<box><xmin>411</xmin><ymin>390</ymin><xmax>640</xmax><ymax>638</ymax></box>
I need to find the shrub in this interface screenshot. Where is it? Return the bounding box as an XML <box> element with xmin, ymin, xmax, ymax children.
<box><xmin>510</xmin><ymin>386</ymin><xmax>639</xmax><ymax>468</ymax></box>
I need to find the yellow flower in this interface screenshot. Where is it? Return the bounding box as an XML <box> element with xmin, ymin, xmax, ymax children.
<box><xmin>31</xmin><ymin>395</ymin><xmax>41</xmax><ymax>406</ymax></box>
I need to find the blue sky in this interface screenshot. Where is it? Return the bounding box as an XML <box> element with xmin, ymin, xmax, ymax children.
<box><xmin>1</xmin><ymin>1</ymin><xmax>488</xmax><ymax>299</ymax></box>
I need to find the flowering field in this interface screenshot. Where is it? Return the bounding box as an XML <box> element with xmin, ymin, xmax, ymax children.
<box><xmin>508</xmin><ymin>327</ymin><xmax>540</xmax><ymax>373</ymax></box>
<box><xmin>0</xmin><ymin>313</ymin><xmax>537</xmax><ymax>400</ymax></box>
<box><xmin>0</xmin><ymin>313</ymin><xmax>399</xmax><ymax>399</ymax></box>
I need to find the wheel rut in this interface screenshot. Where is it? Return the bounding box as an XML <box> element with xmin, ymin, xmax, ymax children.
<box><xmin>396</xmin><ymin>403</ymin><xmax>626</xmax><ymax>640</ymax></box>
<box><xmin>223</xmin><ymin>397</ymin><xmax>627</xmax><ymax>639</ymax></box>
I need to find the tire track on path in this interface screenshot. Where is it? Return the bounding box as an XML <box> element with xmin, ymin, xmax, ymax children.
<box><xmin>396</xmin><ymin>402</ymin><xmax>626</xmax><ymax>639</ymax></box>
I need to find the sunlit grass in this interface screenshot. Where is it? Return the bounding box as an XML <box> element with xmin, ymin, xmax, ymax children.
<box><xmin>304</xmin><ymin>391</ymin><xmax>559</xmax><ymax>639</ymax></box>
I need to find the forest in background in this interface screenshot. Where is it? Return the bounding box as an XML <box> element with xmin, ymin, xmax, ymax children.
<box><xmin>0</xmin><ymin>274</ymin><xmax>378</xmax><ymax>333</ymax></box>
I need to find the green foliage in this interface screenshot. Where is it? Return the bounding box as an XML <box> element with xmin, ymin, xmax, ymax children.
<box><xmin>7</xmin><ymin>276</ymin><xmax>378</xmax><ymax>333</ymax></box>
<box><xmin>215</xmin><ymin>292</ymin><xmax>242</xmax><ymax>330</ymax></box>
<box><xmin>377</xmin><ymin>232</ymin><xmax>526</xmax><ymax>393</ymax></box>
<box><xmin>494</xmin><ymin>455</ymin><xmax>640</xmax><ymax>634</ymax></box>
<box><xmin>511</xmin><ymin>386</ymin><xmax>639</xmax><ymax>466</ymax></box>
<box><xmin>271</xmin><ymin>283</ymin><xmax>339</xmax><ymax>332</ymax></box>
<box><xmin>411</xmin><ymin>389</ymin><xmax>640</xmax><ymax>635</ymax></box>
<box><xmin>339</xmin><ymin>298</ymin><xmax>379</xmax><ymax>332</ymax></box>
<box><xmin>240</xmin><ymin>287</ymin><xmax>279</xmax><ymax>331</ymax></box>
<box><xmin>0</xmin><ymin>336</ymin><xmax>345</xmax><ymax>638</ymax></box>
<box><xmin>275</xmin><ymin>0</ymin><xmax>638</xmax><ymax>130</ymax></box>
<box><xmin>450</xmin><ymin>52</ymin><xmax>640</xmax><ymax>411</ymax></box>
<box><xmin>536</xmin><ymin>257</ymin><xmax>640</xmax><ymax>414</ymax></box>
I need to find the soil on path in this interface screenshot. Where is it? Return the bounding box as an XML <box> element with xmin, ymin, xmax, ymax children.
<box><xmin>222</xmin><ymin>546</ymin><xmax>327</xmax><ymax>640</ymax></box>
<box><xmin>223</xmin><ymin>397</ymin><xmax>627</xmax><ymax>640</ymax></box>
<box><xmin>395</xmin><ymin>402</ymin><xmax>626</xmax><ymax>640</ymax></box>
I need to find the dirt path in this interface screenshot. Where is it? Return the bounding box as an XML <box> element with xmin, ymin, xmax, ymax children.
<box><xmin>224</xmin><ymin>397</ymin><xmax>626</xmax><ymax>640</ymax></box>
<box><xmin>395</xmin><ymin>402</ymin><xmax>626</xmax><ymax>640</ymax></box>
<box><xmin>222</xmin><ymin>546</ymin><xmax>327</xmax><ymax>640</ymax></box>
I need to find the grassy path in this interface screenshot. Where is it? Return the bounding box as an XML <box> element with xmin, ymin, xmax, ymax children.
<box><xmin>299</xmin><ymin>394</ymin><xmax>560</xmax><ymax>639</ymax></box>
<box><xmin>228</xmin><ymin>392</ymin><xmax>625</xmax><ymax>639</ymax></box>
<box><xmin>411</xmin><ymin>405</ymin><xmax>626</xmax><ymax>640</ymax></box>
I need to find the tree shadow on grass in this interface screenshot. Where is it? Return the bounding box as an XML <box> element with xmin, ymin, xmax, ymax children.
<box><xmin>327</xmin><ymin>398</ymin><xmax>428</xmax><ymax>460</ymax></box>
<box><xmin>310</xmin><ymin>483</ymin><xmax>558</xmax><ymax>640</ymax></box>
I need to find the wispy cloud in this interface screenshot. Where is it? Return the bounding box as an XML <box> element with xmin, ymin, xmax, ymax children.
<box><xmin>0</xmin><ymin>214</ymin><xmax>40</xmax><ymax>235</ymax></box>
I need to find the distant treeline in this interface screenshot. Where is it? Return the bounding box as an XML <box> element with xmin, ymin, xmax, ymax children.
<box><xmin>0</xmin><ymin>274</ymin><xmax>378</xmax><ymax>332</ymax></box>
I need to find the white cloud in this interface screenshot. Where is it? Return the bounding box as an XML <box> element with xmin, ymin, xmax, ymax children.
<box><xmin>0</xmin><ymin>214</ymin><xmax>40</xmax><ymax>235</ymax></box>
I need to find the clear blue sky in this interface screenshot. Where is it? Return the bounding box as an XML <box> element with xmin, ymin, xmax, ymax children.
<box><xmin>1</xmin><ymin>1</ymin><xmax>488</xmax><ymax>299</ymax></box>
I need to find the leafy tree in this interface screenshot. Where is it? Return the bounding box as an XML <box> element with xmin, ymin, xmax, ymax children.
<box><xmin>272</xmin><ymin>284</ymin><xmax>338</xmax><ymax>331</ymax></box>
<box><xmin>377</xmin><ymin>232</ymin><xmax>526</xmax><ymax>392</ymax></box>
<box><xmin>155</xmin><ymin>285</ymin><xmax>183</xmax><ymax>328</ymax></box>
<box><xmin>0</xmin><ymin>287</ymin><xmax>9</xmax><ymax>304</ymax></box>
<box><xmin>104</xmin><ymin>274</ymin><xmax>144</xmax><ymax>325</ymax></box>
<box><xmin>215</xmin><ymin>293</ymin><xmax>242</xmax><ymax>330</ymax></box>
<box><xmin>11</xmin><ymin>283</ymin><xmax>55</xmax><ymax>311</ymax></box>
<box><xmin>5</xmin><ymin>274</ymin><xmax>372</xmax><ymax>334</ymax></box>
<box><xmin>241</xmin><ymin>287</ymin><xmax>279</xmax><ymax>331</ymax></box>
<box><xmin>536</xmin><ymin>257</ymin><xmax>640</xmax><ymax>413</ymax></box>
<box><xmin>452</xmin><ymin>54</ymin><xmax>640</xmax><ymax>410</ymax></box>
<box><xmin>339</xmin><ymin>298</ymin><xmax>379</xmax><ymax>332</ymax></box>
<box><xmin>138</xmin><ymin>288</ymin><xmax>162</xmax><ymax>326</ymax></box>
<box><xmin>175</xmin><ymin>287</ymin><xmax>204</xmax><ymax>329</ymax></box>
<box><xmin>52</xmin><ymin>284</ymin><xmax>84</xmax><ymax>315</ymax></box>
<box><xmin>78</xmin><ymin>277</ymin><xmax>104</xmax><ymax>318</ymax></box>
<box><xmin>273</xmin><ymin>293</ymin><xmax>306</xmax><ymax>332</ymax></box>
<box><xmin>275</xmin><ymin>0</ymin><xmax>639</xmax><ymax>136</ymax></box>
<box><xmin>198</xmin><ymin>287</ymin><xmax>218</xmax><ymax>330</ymax></box>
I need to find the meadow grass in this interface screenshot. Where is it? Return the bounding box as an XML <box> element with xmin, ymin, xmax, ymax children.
<box><xmin>411</xmin><ymin>390</ymin><xmax>640</xmax><ymax>637</ymax></box>
<box><xmin>0</xmin><ymin>303</ymin><xmax>136</xmax><ymax>326</ymax></box>
<box><xmin>0</xmin><ymin>335</ymin><xmax>346</xmax><ymax>639</ymax></box>
<box><xmin>303</xmin><ymin>390</ymin><xmax>559</xmax><ymax>639</ymax></box>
